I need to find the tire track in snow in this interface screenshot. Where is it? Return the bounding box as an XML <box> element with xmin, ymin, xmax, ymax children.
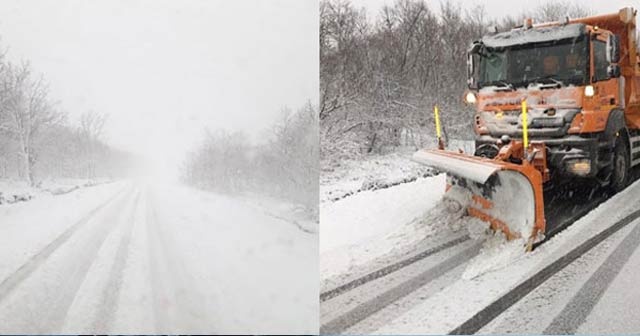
<box><xmin>40</xmin><ymin>188</ymin><xmax>140</xmax><ymax>332</ymax></box>
<box><xmin>0</xmin><ymin>184</ymin><xmax>129</xmax><ymax>305</ymax></box>
<box><xmin>321</xmin><ymin>241</ymin><xmax>481</xmax><ymax>334</ymax></box>
<box><xmin>0</xmin><ymin>186</ymin><xmax>139</xmax><ymax>333</ymax></box>
<box><xmin>145</xmin><ymin>188</ymin><xmax>209</xmax><ymax>333</ymax></box>
<box><xmin>449</xmin><ymin>208</ymin><xmax>640</xmax><ymax>335</ymax></box>
<box><xmin>90</xmin><ymin>190</ymin><xmax>142</xmax><ymax>332</ymax></box>
<box><xmin>320</xmin><ymin>234</ymin><xmax>469</xmax><ymax>302</ymax></box>
<box><xmin>544</xmin><ymin>218</ymin><xmax>640</xmax><ymax>334</ymax></box>
<box><xmin>145</xmin><ymin>190</ymin><xmax>170</xmax><ymax>332</ymax></box>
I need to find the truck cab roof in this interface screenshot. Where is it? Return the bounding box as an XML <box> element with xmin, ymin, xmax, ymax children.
<box><xmin>482</xmin><ymin>23</ymin><xmax>587</xmax><ymax>49</ymax></box>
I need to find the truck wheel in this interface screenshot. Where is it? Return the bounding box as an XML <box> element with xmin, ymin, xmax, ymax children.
<box><xmin>610</xmin><ymin>135</ymin><xmax>629</xmax><ymax>192</ymax></box>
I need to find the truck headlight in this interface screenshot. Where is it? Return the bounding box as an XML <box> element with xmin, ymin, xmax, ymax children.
<box><xmin>584</xmin><ymin>85</ymin><xmax>595</xmax><ymax>97</ymax></box>
<box><xmin>465</xmin><ymin>92</ymin><xmax>477</xmax><ymax>104</ymax></box>
<box><xmin>567</xmin><ymin>159</ymin><xmax>591</xmax><ymax>176</ymax></box>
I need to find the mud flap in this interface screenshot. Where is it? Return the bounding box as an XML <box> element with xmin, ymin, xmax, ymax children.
<box><xmin>413</xmin><ymin>149</ymin><xmax>545</xmax><ymax>246</ymax></box>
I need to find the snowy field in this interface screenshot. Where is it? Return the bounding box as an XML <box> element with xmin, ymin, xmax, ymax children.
<box><xmin>0</xmin><ymin>179</ymin><xmax>317</xmax><ymax>334</ymax></box>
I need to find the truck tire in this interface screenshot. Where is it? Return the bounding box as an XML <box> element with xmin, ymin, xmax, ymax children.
<box><xmin>610</xmin><ymin>135</ymin><xmax>630</xmax><ymax>192</ymax></box>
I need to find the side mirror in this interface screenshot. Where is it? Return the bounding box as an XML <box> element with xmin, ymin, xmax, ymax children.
<box><xmin>469</xmin><ymin>41</ymin><xmax>482</xmax><ymax>54</ymax></box>
<box><xmin>467</xmin><ymin>53</ymin><xmax>476</xmax><ymax>89</ymax></box>
<box><xmin>467</xmin><ymin>41</ymin><xmax>482</xmax><ymax>89</ymax></box>
<box><xmin>606</xmin><ymin>34</ymin><xmax>620</xmax><ymax>63</ymax></box>
<box><xmin>607</xmin><ymin>64</ymin><xmax>621</xmax><ymax>78</ymax></box>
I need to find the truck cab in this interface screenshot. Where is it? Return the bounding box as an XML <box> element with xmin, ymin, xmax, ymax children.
<box><xmin>465</xmin><ymin>8</ymin><xmax>640</xmax><ymax>189</ymax></box>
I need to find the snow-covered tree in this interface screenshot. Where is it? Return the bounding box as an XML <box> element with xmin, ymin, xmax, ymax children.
<box><xmin>0</xmin><ymin>63</ymin><xmax>62</xmax><ymax>186</ymax></box>
<box><xmin>182</xmin><ymin>102</ymin><xmax>319</xmax><ymax>215</ymax></box>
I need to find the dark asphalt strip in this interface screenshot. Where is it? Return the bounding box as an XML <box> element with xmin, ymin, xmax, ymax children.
<box><xmin>448</xmin><ymin>208</ymin><xmax>640</xmax><ymax>335</ymax></box>
<box><xmin>321</xmin><ymin>241</ymin><xmax>481</xmax><ymax>335</ymax></box>
<box><xmin>544</xmin><ymin>218</ymin><xmax>640</xmax><ymax>334</ymax></box>
<box><xmin>320</xmin><ymin>235</ymin><xmax>469</xmax><ymax>302</ymax></box>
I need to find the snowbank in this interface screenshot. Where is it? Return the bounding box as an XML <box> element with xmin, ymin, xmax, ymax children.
<box><xmin>320</xmin><ymin>152</ymin><xmax>435</xmax><ymax>203</ymax></box>
<box><xmin>0</xmin><ymin>178</ymin><xmax>112</xmax><ymax>205</ymax></box>
<box><xmin>321</xmin><ymin>174</ymin><xmax>453</xmax><ymax>286</ymax></box>
<box><xmin>242</xmin><ymin>195</ymin><xmax>318</xmax><ymax>234</ymax></box>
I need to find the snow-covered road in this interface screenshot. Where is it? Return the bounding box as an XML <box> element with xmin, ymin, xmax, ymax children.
<box><xmin>482</xmin><ymin>213</ymin><xmax>640</xmax><ymax>334</ymax></box>
<box><xmin>321</xmin><ymin>169</ymin><xmax>640</xmax><ymax>334</ymax></box>
<box><xmin>0</xmin><ymin>181</ymin><xmax>317</xmax><ymax>334</ymax></box>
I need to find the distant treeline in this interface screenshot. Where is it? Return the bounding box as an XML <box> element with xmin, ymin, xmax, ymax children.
<box><xmin>0</xmin><ymin>55</ymin><xmax>137</xmax><ymax>185</ymax></box>
<box><xmin>181</xmin><ymin>102</ymin><xmax>318</xmax><ymax>213</ymax></box>
<box><xmin>320</xmin><ymin>0</ymin><xmax>597</xmax><ymax>161</ymax></box>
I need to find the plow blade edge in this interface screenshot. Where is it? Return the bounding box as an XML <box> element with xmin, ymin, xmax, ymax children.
<box><xmin>413</xmin><ymin>149</ymin><xmax>546</xmax><ymax>244</ymax></box>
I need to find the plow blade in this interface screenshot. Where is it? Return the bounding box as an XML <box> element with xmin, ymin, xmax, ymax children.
<box><xmin>413</xmin><ymin>149</ymin><xmax>546</xmax><ymax>245</ymax></box>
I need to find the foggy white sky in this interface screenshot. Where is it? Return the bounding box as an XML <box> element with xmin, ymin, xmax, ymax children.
<box><xmin>350</xmin><ymin>0</ymin><xmax>639</xmax><ymax>21</ymax></box>
<box><xmin>0</xmin><ymin>0</ymin><xmax>318</xmax><ymax>177</ymax></box>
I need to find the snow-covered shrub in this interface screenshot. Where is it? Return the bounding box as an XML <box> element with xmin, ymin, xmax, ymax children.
<box><xmin>182</xmin><ymin>102</ymin><xmax>319</xmax><ymax>217</ymax></box>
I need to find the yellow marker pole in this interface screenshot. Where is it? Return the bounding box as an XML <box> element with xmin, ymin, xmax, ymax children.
<box><xmin>521</xmin><ymin>100</ymin><xmax>528</xmax><ymax>148</ymax></box>
<box><xmin>434</xmin><ymin>105</ymin><xmax>441</xmax><ymax>138</ymax></box>
<box><xmin>434</xmin><ymin>105</ymin><xmax>443</xmax><ymax>149</ymax></box>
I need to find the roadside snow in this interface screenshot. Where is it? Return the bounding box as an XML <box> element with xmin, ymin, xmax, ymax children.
<box><xmin>240</xmin><ymin>194</ymin><xmax>318</xmax><ymax>234</ymax></box>
<box><xmin>0</xmin><ymin>178</ymin><xmax>111</xmax><ymax>204</ymax></box>
<box><xmin>0</xmin><ymin>180</ymin><xmax>33</xmax><ymax>203</ymax></box>
<box><xmin>320</xmin><ymin>152</ymin><xmax>435</xmax><ymax>203</ymax></box>
<box><xmin>320</xmin><ymin>174</ymin><xmax>451</xmax><ymax>285</ymax></box>
<box><xmin>320</xmin><ymin>142</ymin><xmax>474</xmax><ymax>204</ymax></box>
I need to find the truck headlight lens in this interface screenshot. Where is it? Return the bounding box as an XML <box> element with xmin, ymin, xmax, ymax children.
<box><xmin>465</xmin><ymin>92</ymin><xmax>477</xmax><ymax>104</ymax></box>
<box><xmin>584</xmin><ymin>85</ymin><xmax>595</xmax><ymax>97</ymax></box>
<box><xmin>567</xmin><ymin>159</ymin><xmax>591</xmax><ymax>176</ymax></box>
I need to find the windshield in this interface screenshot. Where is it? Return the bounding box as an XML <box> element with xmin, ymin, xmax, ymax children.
<box><xmin>476</xmin><ymin>36</ymin><xmax>588</xmax><ymax>89</ymax></box>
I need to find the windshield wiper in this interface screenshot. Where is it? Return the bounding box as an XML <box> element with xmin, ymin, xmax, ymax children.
<box><xmin>486</xmin><ymin>80</ymin><xmax>514</xmax><ymax>91</ymax></box>
<box><xmin>528</xmin><ymin>75</ymin><xmax>563</xmax><ymax>88</ymax></box>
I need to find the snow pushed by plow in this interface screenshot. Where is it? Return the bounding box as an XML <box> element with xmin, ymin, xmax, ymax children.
<box><xmin>433</xmin><ymin>183</ymin><xmax>529</xmax><ymax>280</ymax></box>
<box><xmin>320</xmin><ymin>171</ymin><xmax>528</xmax><ymax>289</ymax></box>
<box><xmin>462</xmin><ymin>235</ymin><xmax>527</xmax><ymax>280</ymax></box>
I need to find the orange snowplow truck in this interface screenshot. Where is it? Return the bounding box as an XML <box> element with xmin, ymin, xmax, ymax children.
<box><xmin>413</xmin><ymin>8</ymin><xmax>640</xmax><ymax>249</ymax></box>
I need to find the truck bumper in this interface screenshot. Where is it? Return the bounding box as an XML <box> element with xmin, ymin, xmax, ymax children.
<box><xmin>476</xmin><ymin>134</ymin><xmax>603</xmax><ymax>179</ymax></box>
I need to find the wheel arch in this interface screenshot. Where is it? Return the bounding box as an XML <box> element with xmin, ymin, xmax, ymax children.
<box><xmin>603</xmin><ymin>108</ymin><xmax>629</xmax><ymax>145</ymax></box>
